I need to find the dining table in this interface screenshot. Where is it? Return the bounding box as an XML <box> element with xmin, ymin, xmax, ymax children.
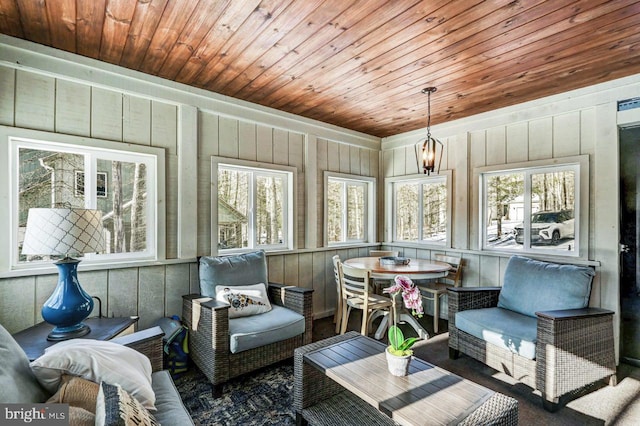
<box><xmin>342</xmin><ymin>256</ymin><xmax>452</xmax><ymax>340</ymax></box>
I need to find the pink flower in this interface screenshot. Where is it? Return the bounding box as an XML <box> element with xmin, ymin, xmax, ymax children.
<box><xmin>383</xmin><ymin>275</ymin><xmax>423</xmax><ymax>316</ymax></box>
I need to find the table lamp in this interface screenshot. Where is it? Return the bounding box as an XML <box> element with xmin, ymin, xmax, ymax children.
<box><xmin>21</xmin><ymin>208</ymin><xmax>105</xmax><ymax>341</ymax></box>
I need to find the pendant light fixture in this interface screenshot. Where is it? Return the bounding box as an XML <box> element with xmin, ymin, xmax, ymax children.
<box><xmin>417</xmin><ymin>87</ymin><xmax>443</xmax><ymax>175</ymax></box>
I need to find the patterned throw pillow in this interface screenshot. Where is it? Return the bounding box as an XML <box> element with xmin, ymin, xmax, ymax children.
<box><xmin>95</xmin><ymin>382</ymin><xmax>158</xmax><ymax>426</ymax></box>
<box><xmin>215</xmin><ymin>283</ymin><xmax>272</xmax><ymax>318</ymax></box>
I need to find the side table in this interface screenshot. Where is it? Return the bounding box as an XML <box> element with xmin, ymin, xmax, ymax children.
<box><xmin>13</xmin><ymin>316</ymin><xmax>139</xmax><ymax>361</ymax></box>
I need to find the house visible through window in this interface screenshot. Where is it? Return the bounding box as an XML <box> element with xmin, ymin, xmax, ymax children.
<box><xmin>75</xmin><ymin>170</ymin><xmax>108</xmax><ymax>198</ymax></box>
<box><xmin>12</xmin><ymin>138</ymin><xmax>158</xmax><ymax>267</ymax></box>
<box><xmin>387</xmin><ymin>174</ymin><xmax>450</xmax><ymax>246</ymax></box>
<box><xmin>325</xmin><ymin>173</ymin><xmax>375</xmax><ymax>245</ymax></box>
<box><xmin>215</xmin><ymin>160</ymin><xmax>294</xmax><ymax>253</ymax></box>
<box><xmin>480</xmin><ymin>163</ymin><xmax>580</xmax><ymax>255</ymax></box>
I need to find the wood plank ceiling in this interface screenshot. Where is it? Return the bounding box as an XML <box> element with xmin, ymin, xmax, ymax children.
<box><xmin>1</xmin><ymin>0</ymin><xmax>639</xmax><ymax>138</ymax></box>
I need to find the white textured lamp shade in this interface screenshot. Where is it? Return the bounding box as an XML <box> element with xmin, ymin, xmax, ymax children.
<box><xmin>22</xmin><ymin>208</ymin><xmax>105</xmax><ymax>257</ymax></box>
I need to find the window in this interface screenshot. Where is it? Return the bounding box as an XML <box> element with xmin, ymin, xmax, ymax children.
<box><xmin>213</xmin><ymin>159</ymin><xmax>295</xmax><ymax>253</ymax></box>
<box><xmin>9</xmin><ymin>137</ymin><xmax>159</xmax><ymax>268</ymax></box>
<box><xmin>325</xmin><ymin>173</ymin><xmax>375</xmax><ymax>245</ymax></box>
<box><xmin>75</xmin><ymin>171</ymin><xmax>108</xmax><ymax>198</ymax></box>
<box><xmin>478</xmin><ymin>157</ymin><xmax>587</xmax><ymax>257</ymax></box>
<box><xmin>385</xmin><ymin>171</ymin><xmax>451</xmax><ymax>246</ymax></box>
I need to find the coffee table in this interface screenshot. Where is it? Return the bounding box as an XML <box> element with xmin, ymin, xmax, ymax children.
<box><xmin>294</xmin><ymin>332</ymin><xmax>518</xmax><ymax>426</ymax></box>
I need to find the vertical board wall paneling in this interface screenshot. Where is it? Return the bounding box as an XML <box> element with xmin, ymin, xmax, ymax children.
<box><xmin>528</xmin><ymin>117</ymin><xmax>553</xmax><ymax>160</ymax></box>
<box><xmin>55</xmin><ymin>79</ymin><xmax>91</xmax><ymax>136</ymax></box>
<box><xmin>268</xmin><ymin>255</ymin><xmax>285</xmax><ymax>284</ymax></box>
<box><xmin>238</xmin><ymin>121</ymin><xmax>257</xmax><ymax>161</ymax></box>
<box><xmin>506</xmin><ymin>122</ymin><xmax>528</xmax><ymax>163</ymax></box>
<box><xmin>450</xmin><ymin>133</ymin><xmax>469</xmax><ymax>249</ymax></box>
<box><xmin>123</xmin><ymin>95</ymin><xmax>151</xmax><ymax>145</ymax></box>
<box><xmin>0</xmin><ymin>276</ymin><xmax>36</xmax><ymax>333</ymax></box>
<box><xmin>486</xmin><ymin>126</ymin><xmax>506</xmax><ymax>166</ymax></box>
<box><xmin>580</xmin><ymin>108</ymin><xmax>597</xmax><ymax>260</ymax></box>
<box><xmin>15</xmin><ymin>70</ymin><xmax>55</xmax><ymax>131</ymax></box>
<box><xmin>469</xmin><ymin>130</ymin><xmax>486</xmax><ymax>251</ymax></box>
<box><xmin>283</xmin><ymin>253</ymin><xmax>300</xmax><ymax>287</ymax></box>
<box><xmin>0</xmin><ymin>66</ymin><xmax>15</xmax><ymax>125</ymax></box>
<box><xmin>306</xmin><ymin>135</ymin><xmax>318</xmax><ymax>249</ymax></box>
<box><xmin>405</xmin><ymin>144</ymin><xmax>416</xmax><ymax>175</ymax></box>
<box><xmin>256</xmin><ymin>124</ymin><xmax>273</xmax><ymax>163</ymax></box>
<box><xmin>199</xmin><ymin>111</ymin><xmax>219</xmax><ymax>158</ymax></box>
<box><xmin>350</xmin><ymin>145</ymin><xmax>360</xmax><ymax>174</ymax></box>
<box><xmin>313</xmin><ymin>251</ymin><xmax>328</xmax><ymax>316</ymax></box>
<box><xmin>91</xmin><ymin>87</ymin><xmax>123</xmax><ymax>141</ymax></box>
<box><xmin>553</xmin><ymin>112</ymin><xmax>581</xmax><ymax>158</ymax></box>
<box><xmin>339</xmin><ymin>143</ymin><xmax>350</xmax><ymax>173</ymax></box>
<box><xmin>326</xmin><ymin>140</ymin><xmax>340</xmax><ymax>172</ymax></box>
<box><xmin>273</xmin><ymin>128</ymin><xmax>288</xmax><ymax>166</ymax></box>
<box><xmin>197</xmin><ymin>158</ymin><xmax>212</xmax><ymax>255</ymax></box>
<box><xmin>107</xmin><ymin>268</ymin><xmax>139</xmax><ymax>317</ymax></box>
<box><xmin>218</xmin><ymin>116</ymin><xmax>239</xmax><ymax>158</ymax></box>
<box><xmin>316</xmin><ymin>138</ymin><xmax>328</xmax><ymax>245</ymax></box>
<box><xmin>165</xmin><ymin>154</ymin><xmax>179</xmax><ymax>258</ymax></box>
<box><xmin>166</xmin><ymin>263</ymin><xmax>191</xmax><ymax>316</ymax></box>
<box><xmin>151</xmin><ymin>101</ymin><xmax>177</xmax><ymax>154</ymax></box>
<box><xmin>297</xmin><ymin>252</ymin><xmax>313</xmax><ymax>290</ymax></box>
<box><xmin>137</xmin><ymin>265</ymin><xmax>166</xmax><ymax>329</ymax></box>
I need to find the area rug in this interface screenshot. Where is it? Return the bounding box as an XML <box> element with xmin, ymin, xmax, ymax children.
<box><xmin>174</xmin><ymin>361</ymin><xmax>296</xmax><ymax>425</ymax></box>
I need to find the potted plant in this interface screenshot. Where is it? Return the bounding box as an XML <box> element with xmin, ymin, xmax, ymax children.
<box><xmin>383</xmin><ymin>275</ymin><xmax>424</xmax><ymax>376</ymax></box>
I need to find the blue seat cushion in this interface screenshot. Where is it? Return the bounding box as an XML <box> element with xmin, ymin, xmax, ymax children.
<box><xmin>455</xmin><ymin>307</ymin><xmax>538</xmax><ymax>360</ymax></box>
<box><xmin>229</xmin><ymin>305</ymin><xmax>305</xmax><ymax>354</ymax></box>
<box><xmin>199</xmin><ymin>251</ymin><xmax>269</xmax><ymax>297</ymax></box>
<box><xmin>497</xmin><ymin>255</ymin><xmax>594</xmax><ymax>318</ymax></box>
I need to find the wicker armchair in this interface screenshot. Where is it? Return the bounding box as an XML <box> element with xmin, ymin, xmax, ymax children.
<box><xmin>448</xmin><ymin>256</ymin><xmax>617</xmax><ymax>412</ymax></box>
<box><xmin>182</xmin><ymin>251</ymin><xmax>313</xmax><ymax>397</ymax></box>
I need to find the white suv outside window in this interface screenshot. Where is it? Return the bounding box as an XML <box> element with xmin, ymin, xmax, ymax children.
<box><xmin>514</xmin><ymin>210</ymin><xmax>575</xmax><ymax>245</ymax></box>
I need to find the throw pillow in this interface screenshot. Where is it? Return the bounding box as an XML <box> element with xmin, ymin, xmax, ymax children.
<box><xmin>47</xmin><ymin>374</ymin><xmax>100</xmax><ymax>413</ymax></box>
<box><xmin>215</xmin><ymin>283</ymin><xmax>272</xmax><ymax>318</ymax></box>
<box><xmin>0</xmin><ymin>323</ymin><xmax>49</xmax><ymax>403</ymax></box>
<box><xmin>96</xmin><ymin>381</ymin><xmax>159</xmax><ymax>426</ymax></box>
<box><xmin>30</xmin><ymin>339</ymin><xmax>155</xmax><ymax>411</ymax></box>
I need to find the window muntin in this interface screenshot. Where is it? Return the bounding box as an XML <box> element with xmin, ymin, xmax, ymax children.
<box><xmin>216</xmin><ymin>162</ymin><xmax>293</xmax><ymax>253</ymax></box>
<box><xmin>12</xmin><ymin>138</ymin><xmax>157</xmax><ymax>267</ymax></box>
<box><xmin>481</xmin><ymin>164</ymin><xmax>579</xmax><ymax>255</ymax></box>
<box><xmin>324</xmin><ymin>172</ymin><xmax>375</xmax><ymax>246</ymax></box>
<box><xmin>327</xmin><ymin>177</ymin><xmax>368</xmax><ymax>244</ymax></box>
<box><xmin>390</xmin><ymin>174</ymin><xmax>449</xmax><ymax>246</ymax></box>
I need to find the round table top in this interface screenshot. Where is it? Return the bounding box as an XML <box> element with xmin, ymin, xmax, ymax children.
<box><xmin>343</xmin><ymin>257</ymin><xmax>451</xmax><ymax>275</ymax></box>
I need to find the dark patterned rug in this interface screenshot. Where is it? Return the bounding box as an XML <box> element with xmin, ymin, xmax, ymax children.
<box><xmin>174</xmin><ymin>361</ymin><xmax>296</xmax><ymax>425</ymax></box>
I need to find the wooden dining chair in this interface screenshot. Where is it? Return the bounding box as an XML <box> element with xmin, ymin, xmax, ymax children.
<box><xmin>332</xmin><ymin>255</ymin><xmax>343</xmax><ymax>334</ymax></box>
<box><xmin>339</xmin><ymin>263</ymin><xmax>393</xmax><ymax>336</ymax></box>
<box><xmin>416</xmin><ymin>254</ymin><xmax>463</xmax><ymax>334</ymax></box>
<box><xmin>369</xmin><ymin>250</ymin><xmax>399</xmax><ymax>294</ymax></box>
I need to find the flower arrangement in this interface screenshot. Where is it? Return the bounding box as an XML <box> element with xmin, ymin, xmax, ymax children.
<box><xmin>383</xmin><ymin>275</ymin><xmax>424</xmax><ymax>357</ymax></box>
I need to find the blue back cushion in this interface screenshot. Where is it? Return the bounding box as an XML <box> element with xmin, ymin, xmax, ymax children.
<box><xmin>497</xmin><ymin>256</ymin><xmax>594</xmax><ymax>317</ymax></box>
<box><xmin>199</xmin><ymin>251</ymin><xmax>269</xmax><ymax>297</ymax></box>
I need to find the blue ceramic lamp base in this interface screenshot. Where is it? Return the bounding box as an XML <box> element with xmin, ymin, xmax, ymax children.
<box><xmin>42</xmin><ymin>258</ymin><xmax>94</xmax><ymax>341</ymax></box>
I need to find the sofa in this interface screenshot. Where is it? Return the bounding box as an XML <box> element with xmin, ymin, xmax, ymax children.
<box><xmin>448</xmin><ymin>255</ymin><xmax>617</xmax><ymax>411</ymax></box>
<box><xmin>0</xmin><ymin>323</ymin><xmax>193</xmax><ymax>425</ymax></box>
<box><xmin>182</xmin><ymin>250</ymin><xmax>313</xmax><ymax>397</ymax></box>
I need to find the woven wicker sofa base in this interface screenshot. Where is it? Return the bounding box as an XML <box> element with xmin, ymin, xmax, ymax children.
<box><xmin>299</xmin><ymin>389</ymin><xmax>518</xmax><ymax>426</ymax></box>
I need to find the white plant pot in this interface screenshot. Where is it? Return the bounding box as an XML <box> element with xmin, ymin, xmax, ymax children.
<box><xmin>386</xmin><ymin>347</ymin><xmax>411</xmax><ymax>376</ymax></box>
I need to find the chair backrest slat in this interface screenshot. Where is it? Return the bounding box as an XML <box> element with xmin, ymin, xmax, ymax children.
<box><xmin>332</xmin><ymin>255</ymin><xmax>342</xmax><ymax>299</ymax></box>
<box><xmin>434</xmin><ymin>253</ymin><xmax>463</xmax><ymax>287</ymax></box>
<box><xmin>340</xmin><ymin>264</ymin><xmax>371</xmax><ymax>298</ymax></box>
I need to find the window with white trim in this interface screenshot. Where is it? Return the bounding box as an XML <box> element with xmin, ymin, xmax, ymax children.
<box><xmin>479</xmin><ymin>160</ymin><xmax>584</xmax><ymax>256</ymax></box>
<box><xmin>10</xmin><ymin>137</ymin><xmax>159</xmax><ymax>268</ymax></box>
<box><xmin>386</xmin><ymin>172</ymin><xmax>451</xmax><ymax>246</ymax></box>
<box><xmin>325</xmin><ymin>173</ymin><xmax>375</xmax><ymax>245</ymax></box>
<box><xmin>214</xmin><ymin>159</ymin><xmax>295</xmax><ymax>253</ymax></box>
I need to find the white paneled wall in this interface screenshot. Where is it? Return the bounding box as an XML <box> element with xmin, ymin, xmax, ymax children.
<box><xmin>0</xmin><ymin>56</ymin><xmax>379</xmax><ymax>332</ymax></box>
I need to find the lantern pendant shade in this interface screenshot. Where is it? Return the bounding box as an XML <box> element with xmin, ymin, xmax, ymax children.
<box><xmin>22</xmin><ymin>208</ymin><xmax>105</xmax><ymax>341</ymax></box>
